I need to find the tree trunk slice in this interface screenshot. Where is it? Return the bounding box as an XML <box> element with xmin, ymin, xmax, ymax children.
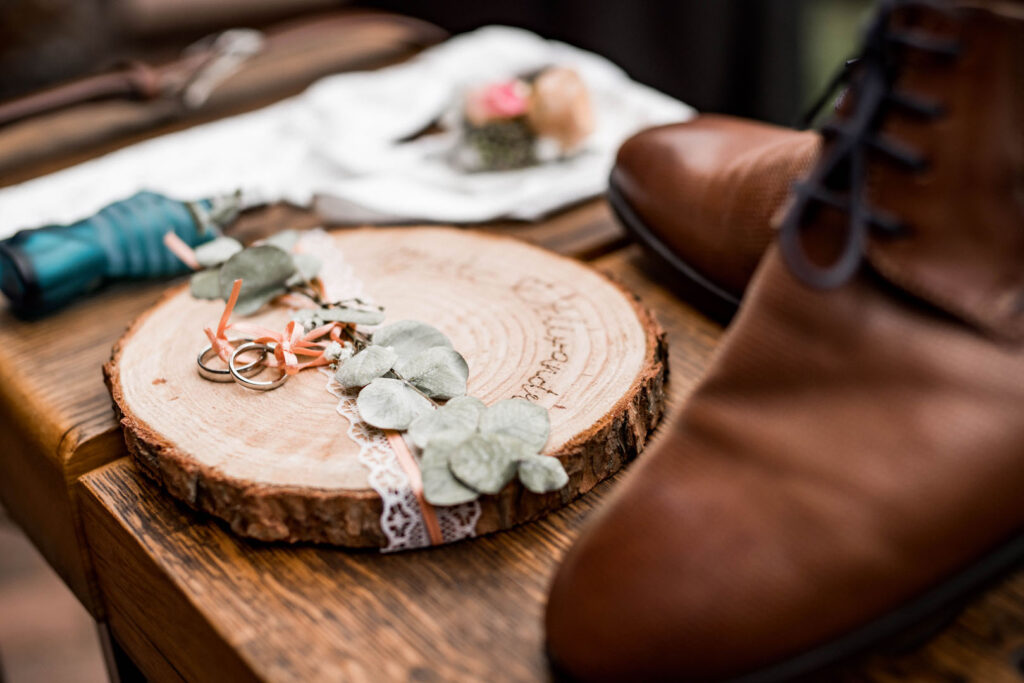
<box><xmin>105</xmin><ymin>227</ymin><xmax>667</xmax><ymax>547</ymax></box>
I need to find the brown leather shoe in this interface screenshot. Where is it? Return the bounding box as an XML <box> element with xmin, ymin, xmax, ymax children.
<box><xmin>608</xmin><ymin>116</ymin><xmax>820</xmax><ymax>321</ymax></box>
<box><xmin>548</xmin><ymin>1</ymin><xmax>1024</xmax><ymax>680</ymax></box>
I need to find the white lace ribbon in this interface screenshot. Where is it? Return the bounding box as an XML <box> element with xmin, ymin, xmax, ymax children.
<box><xmin>301</xmin><ymin>230</ymin><xmax>481</xmax><ymax>552</ymax></box>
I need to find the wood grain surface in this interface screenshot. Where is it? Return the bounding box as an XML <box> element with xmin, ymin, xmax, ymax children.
<box><xmin>107</xmin><ymin>227</ymin><xmax>666</xmax><ymax>546</ymax></box>
<box><xmin>77</xmin><ymin>246</ymin><xmax>1024</xmax><ymax>682</ymax></box>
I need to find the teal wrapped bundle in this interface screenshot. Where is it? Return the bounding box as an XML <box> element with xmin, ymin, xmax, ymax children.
<box><xmin>0</xmin><ymin>191</ymin><xmax>238</xmax><ymax>317</ymax></box>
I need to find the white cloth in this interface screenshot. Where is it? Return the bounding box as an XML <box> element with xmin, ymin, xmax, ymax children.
<box><xmin>0</xmin><ymin>26</ymin><xmax>694</xmax><ymax>238</ymax></box>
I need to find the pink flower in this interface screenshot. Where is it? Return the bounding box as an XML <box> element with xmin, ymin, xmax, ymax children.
<box><xmin>465</xmin><ymin>80</ymin><xmax>529</xmax><ymax>126</ymax></box>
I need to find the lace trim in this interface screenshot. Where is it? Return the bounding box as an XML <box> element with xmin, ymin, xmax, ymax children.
<box><xmin>302</xmin><ymin>230</ymin><xmax>481</xmax><ymax>551</ymax></box>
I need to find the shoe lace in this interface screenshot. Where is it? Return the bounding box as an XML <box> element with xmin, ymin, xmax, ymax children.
<box><xmin>779</xmin><ymin>0</ymin><xmax>961</xmax><ymax>289</ymax></box>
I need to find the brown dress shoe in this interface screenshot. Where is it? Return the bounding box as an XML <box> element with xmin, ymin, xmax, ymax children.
<box><xmin>548</xmin><ymin>1</ymin><xmax>1024</xmax><ymax>680</ymax></box>
<box><xmin>608</xmin><ymin>115</ymin><xmax>820</xmax><ymax>321</ymax></box>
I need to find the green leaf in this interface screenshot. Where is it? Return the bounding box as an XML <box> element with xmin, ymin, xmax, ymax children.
<box><xmin>190</xmin><ymin>268</ymin><xmax>223</xmax><ymax>299</ymax></box>
<box><xmin>335</xmin><ymin>345</ymin><xmax>397</xmax><ymax>389</ymax></box>
<box><xmin>261</xmin><ymin>230</ymin><xmax>301</xmax><ymax>252</ymax></box>
<box><xmin>194</xmin><ymin>236</ymin><xmax>243</xmax><ymax>268</ymax></box>
<box><xmin>408</xmin><ymin>396</ymin><xmax>486</xmax><ymax>449</ymax></box>
<box><xmin>448</xmin><ymin>434</ymin><xmax>528</xmax><ymax>495</ymax></box>
<box><xmin>356</xmin><ymin>378</ymin><xmax>433</xmax><ymax>431</ymax></box>
<box><xmin>218</xmin><ymin>245</ymin><xmax>297</xmax><ymax>316</ymax></box>
<box><xmin>518</xmin><ymin>454</ymin><xmax>569</xmax><ymax>494</ymax></box>
<box><xmin>232</xmin><ymin>285</ymin><xmax>289</xmax><ymax>316</ymax></box>
<box><xmin>479</xmin><ymin>398</ymin><xmax>551</xmax><ymax>453</ymax></box>
<box><xmin>420</xmin><ymin>443</ymin><xmax>479</xmax><ymax>506</ymax></box>
<box><xmin>397</xmin><ymin>347</ymin><xmax>469</xmax><ymax>400</ymax></box>
<box><xmin>372</xmin><ymin>320</ymin><xmax>452</xmax><ymax>365</ymax></box>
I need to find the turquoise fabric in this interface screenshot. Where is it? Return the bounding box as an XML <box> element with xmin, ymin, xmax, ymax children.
<box><xmin>0</xmin><ymin>191</ymin><xmax>217</xmax><ymax>316</ymax></box>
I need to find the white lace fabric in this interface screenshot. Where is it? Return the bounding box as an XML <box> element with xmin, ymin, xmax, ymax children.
<box><xmin>304</xmin><ymin>230</ymin><xmax>481</xmax><ymax>552</ymax></box>
<box><xmin>325</xmin><ymin>376</ymin><xmax>481</xmax><ymax>552</ymax></box>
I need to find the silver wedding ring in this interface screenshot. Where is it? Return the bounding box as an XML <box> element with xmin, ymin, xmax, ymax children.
<box><xmin>229</xmin><ymin>342</ymin><xmax>287</xmax><ymax>391</ymax></box>
<box><xmin>197</xmin><ymin>342</ymin><xmax>264</xmax><ymax>382</ymax></box>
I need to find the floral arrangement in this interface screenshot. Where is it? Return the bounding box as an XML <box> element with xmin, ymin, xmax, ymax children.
<box><xmin>449</xmin><ymin>66</ymin><xmax>595</xmax><ymax>172</ymax></box>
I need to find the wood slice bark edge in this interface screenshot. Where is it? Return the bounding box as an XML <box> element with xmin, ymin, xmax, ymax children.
<box><xmin>104</xmin><ymin>266</ymin><xmax>668</xmax><ymax>548</ymax></box>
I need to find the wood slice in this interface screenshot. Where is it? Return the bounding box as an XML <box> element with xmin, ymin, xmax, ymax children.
<box><xmin>105</xmin><ymin>227</ymin><xmax>667</xmax><ymax>547</ymax></box>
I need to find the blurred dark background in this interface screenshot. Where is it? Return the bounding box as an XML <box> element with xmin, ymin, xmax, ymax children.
<box><xmin>0</xmin><ymin>0</ymin><xmax>872</xmax><ymax>125</ymax></box>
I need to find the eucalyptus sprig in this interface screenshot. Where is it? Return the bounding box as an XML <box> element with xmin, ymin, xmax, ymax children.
<box><xmin>413</xmin><ymin>396</ymin><xmax>568</xmax><ymax>506</ymax></box>
<box><xmin>335</xmin><ymin>320</ymin><xmax>470</xmax><ymax>429</ymax></box>
<box><xmin>189</xmin><ymin>230</ymin><xmax>324</xmax><ymax>315</ymax></box>
<box><xmin>331</xmin><ymin>320</ymin><xmax>569</xmax><ymax>506</ymax></box>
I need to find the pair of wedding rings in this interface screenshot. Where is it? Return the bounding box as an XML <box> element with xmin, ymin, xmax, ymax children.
<box><xmin>196</xmin><ymin>340</ymin><xmax>287</xmax><ymax>391</ymax></box>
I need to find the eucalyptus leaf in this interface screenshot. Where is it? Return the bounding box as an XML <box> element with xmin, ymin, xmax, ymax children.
<box><xmin>194</xmin><ymin>236</ymin><xmax>243</xmax><ymax>268</ymax></box>
<box><xmin>286</xmin><ymin>253</ymin><xmax>322</xmax><ymax>286</ymax></box>
<box><xmin>448</xmin><ymin>434</ymin><xmax>528</xmax><ymax>495</ymax></box>
<box><xmin>335</xmin><ymin>345</ymin><xmax>397</xmax><ymax>389</ymax></box>
<box><xmin>218</xmin><ymin>245</ymin><xmax>296</xmax><ymax>316</ymax></box>
<box><xmin>518</xmin><ymin>454</ymin><xmax>569</xmax><ymax>494</ymax></box>
<box><xmin>397</xmin><ymin>347</ymin><xmax>469</xmax><ymax>400</ymax></box>
<box><xmin>420</xmin><ymin>444</ymin><xmax>479</xmax><ymax>506</ymax></box>
<box><xmin>408</xmin><ymin>396</ymin><xmax>486</xmax><ymax>449</ymax></box>
<box><xmin>372</xmin><ymin>320</ymin><xmax>452</xmax><ymax>365</ymax></box>
<box><xmin>190</xmin><ymin>268</ymin><xmax>223</xmax><ymax>299</ymax></box>
<box><xmin>479</xmin><ymin>398</ymin><xmax>551</xmax><ymax>453</ymax></box>
<box><xmin>261</xmin><ymin>230</ymin><xmax>301</xmax><ymax>252</ymax></box>
<box><xmin>356</xmin><ymin>378</ymin><xmax>433</xmax><ymax>431</ymax></box>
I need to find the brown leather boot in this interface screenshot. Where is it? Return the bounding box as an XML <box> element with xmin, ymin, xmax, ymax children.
<box><xmin>609</xmin><ymin>116</ymin><xmax>820</xmax><ymax>321</ymax></box>
<box><xmin>547</xmin><ymin>1</ymin><xmax>1024</xmax><ymax>680</ymax></box>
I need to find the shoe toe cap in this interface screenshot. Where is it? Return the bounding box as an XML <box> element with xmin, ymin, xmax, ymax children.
<box><xmin>613</xmin><ymin>115</ymin><xmax>819</xmax><ymax>296</ymax></box>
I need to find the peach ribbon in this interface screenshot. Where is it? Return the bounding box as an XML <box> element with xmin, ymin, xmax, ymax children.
<box><xmin>163</xmin><ymin>231</ymin><xmax>202</xmax><ymax>270</ymax></box>
<box><xmin>205</xmin><ymin>279</ymin><xmax>344</xmax><ymax>375</ymax></box>
<box><xmin>385</xmin><ymin>431</ymin><xmax>444</xmax><ymax>546</ymax></box>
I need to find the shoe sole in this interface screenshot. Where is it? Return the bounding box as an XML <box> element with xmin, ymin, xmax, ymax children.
<box><xmin>607</xmin><ymin>174</ymin><xmax>741</xmax><ymax>324</ymax></box>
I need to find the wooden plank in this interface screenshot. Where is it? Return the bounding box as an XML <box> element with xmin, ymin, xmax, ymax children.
<box><xmin>77</xmin><ymin>456</ymin><xmax>1024</xmax><ymax>683</ymax></box>
<box><xmin>0</xmin><ymin>201</ymin><xmax>623</xmax><ymax>615</ymax></box>
<box><xmin>79</xmin><ymin>245</ymin><xmax>1024</xmax><ymax>681</ymax></box>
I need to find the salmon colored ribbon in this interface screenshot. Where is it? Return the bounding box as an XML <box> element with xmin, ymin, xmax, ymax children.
<box><xmin>204</xmin><ymin>279</ymin><xmax>347</xmax><ymax>375</ymax></box>
<box><xmin>163</xmin><ymin>231</ymin><xmax>201</xmax><ymax>271</ymax></box>
<box><xmin>385</xmin><ymin>431</ymin><xmax>444</xmax><ymax>546</ymax></box>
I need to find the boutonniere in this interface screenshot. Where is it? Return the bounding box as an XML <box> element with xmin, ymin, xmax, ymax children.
<box><xmin>451</xmin><ymin>66</ymin><xmax>595</xmax><ymax>172</ymax></box>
